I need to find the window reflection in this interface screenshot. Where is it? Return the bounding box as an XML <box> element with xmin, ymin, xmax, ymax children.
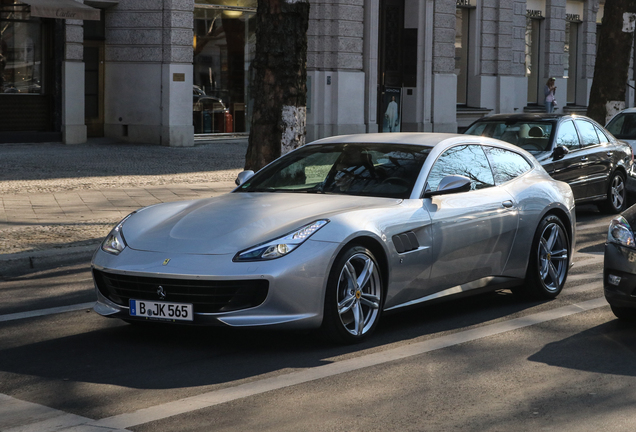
<box><xmin>427</xmin><ymin>145</ymin><xmax>494</xmax><ymax>192</ymax></box>
<box><xmin>484</xmin><ymin>146</ymin><xmax>532</xmax><ymax>185</ymax></box>
<box><xmin>193</xmin><ymin>2</ymin><xmax>256</xmax><ymax>133</ymax></box>
<box><xmin>576</xmin><ymin>120</ymin><xmax>600</xmax><ymax>147</ymax></box>
<box><xmin>555</xmin><ymin>120</ymin><xmax>580</xmax><ymax>150</ymax></box>
<box><xmin>607</xmin><ymin>113</ymin><xmax>636</xmax><ymax>139</ymax></box>
<box><xmin>0</xmin><ymin>1</ymin><xmax>42</xmax><ymax>94</ymax></box>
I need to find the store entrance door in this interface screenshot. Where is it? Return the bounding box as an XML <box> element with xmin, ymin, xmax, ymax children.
<box><xmin>84</xmin><ymin>41</ymin><xmax>104</xmax><ymax>137</ymax></box>
<box><xmin>377</xmin><ymin>0</ymin><xmax>404</xmax><ymax>132</ymax></box>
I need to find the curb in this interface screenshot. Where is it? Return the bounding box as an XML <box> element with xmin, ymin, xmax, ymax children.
<box><xmin>0</xmin><ymin>244</ymin><xmax>98</xmax><ymax>279</ymax></box>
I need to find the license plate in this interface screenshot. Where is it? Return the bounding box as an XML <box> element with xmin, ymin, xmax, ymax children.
<box><xmin>129</xmin><ymin>299</ymin><xmax>193</xmax><ymax>322</ymax></box>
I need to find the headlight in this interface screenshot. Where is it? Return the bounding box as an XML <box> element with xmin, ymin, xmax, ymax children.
<box><xmin>608</xmin><ymin>216</ymin><xmax>636</xmax><ymax>248</ymax></box>
<box><xmin>234</xmin><ymin>220</ymin><xmax>329</xmax><ymax>261</ymax></box>
<box><xmin>101</xmin><ymin>213</ymin><xmax>135</xmax><ymax>255</ymax></box>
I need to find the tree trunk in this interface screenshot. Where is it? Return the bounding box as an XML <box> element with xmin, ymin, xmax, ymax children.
<box><xmin>587</xmin><ymin>0</ymin><xmax>636</xmax><ymax>125</ymax></box>
<box><xmin>245</xmin><ymin>0</ymin><xmax>310</xmax><ymax>171</ymax></box>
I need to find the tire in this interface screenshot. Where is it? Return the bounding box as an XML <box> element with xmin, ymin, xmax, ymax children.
<box><xmin>610</xmin><ymin>305</ymin><xmax>636</xmax><ymax>322</ymax></box>
<box><xmin>600</xmin><ymin>171</ymin><xmax>627</xmax><ymax>214</ymax></box>
<box><xmin>514</xmin><ymin>215</ymin><xmax>570</xmax><ymax>300</ymax></box>
<box><xmin>320</xmin><ymin>246</ymin><xmax>383</xmax><ymax>344</ymax></box>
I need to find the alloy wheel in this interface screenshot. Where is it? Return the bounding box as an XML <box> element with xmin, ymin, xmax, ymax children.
<box><xmin>336</xmin><ymin>253</ymin><xmax>381</xmax><ymax>336</ymax></box>
<box><xmin>538</xmin><ymin>222</ymin><xmax>569</xmax><ymax>292</ymax></box>
<box><xmin>610</xmin><ymin>174</ymin><xmax>626</xmax><ymax>211</ymax></box>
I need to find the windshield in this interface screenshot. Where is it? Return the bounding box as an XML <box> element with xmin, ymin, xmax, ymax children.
<box><xmin>606</xmin><ymin>113</ymin><xmax>636</xmax><ymax>139</ymax></box>
<box><xmin>465</xmin><ymin>120</ymin><xmax>554</xmax><ymax>153</ymax></box>
<box><xmin>236</xmin><ymin>143</ymin><xmax>431</xmax><ymax>199</ymax></box>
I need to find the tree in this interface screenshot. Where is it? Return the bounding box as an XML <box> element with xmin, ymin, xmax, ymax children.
<box><xmin>587</xmin><ymin>0</ymin><xmax>636</xmax><ymax>125</ymax></box>
<box><xmin>244</xmin><ymin>0</ymin><xmax>310</xmax><ymax>171</ymax></box>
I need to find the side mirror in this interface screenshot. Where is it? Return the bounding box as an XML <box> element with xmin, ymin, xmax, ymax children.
<box><xmin>424</xmin><ymin>175</ymin><xmax>472</xmax><ymax>197</ymax></box>
<box><xmin>552</xmin><ymin>145</ymin><xmax>569</xmax><ymax>160</ymax></box>
<box><xmin>235</xmin><ymin>170</ymin><xmax>255</xmax><ymax>186</ymax></box>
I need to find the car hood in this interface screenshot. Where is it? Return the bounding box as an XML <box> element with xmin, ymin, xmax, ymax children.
<box><xmin>122</xmin><ymin>193</ymin><xmax>400</xmax><ymax>254</ymax></box>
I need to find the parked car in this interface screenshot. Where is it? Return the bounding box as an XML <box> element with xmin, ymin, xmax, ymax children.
<box><xmin>465</xmin><ymin>113</ymin><xmax>633</xmax><ymax>213</ymax></box>
<box><xmin>606</xmin><ymin>107</ymin><xmax>636</xmax><ymax>153</ymax></box>
<box><xmin>92</xmin><ymin>133</ymin><xmax>575</xmax><ymax>343</ymax></box>
<box><xmin>604</xmin><ymin>203</ymin><xmax>636</xmax><ymax>321</ymax></box>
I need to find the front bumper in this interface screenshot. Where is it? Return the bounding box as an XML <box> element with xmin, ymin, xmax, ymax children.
<box><xmin>603</xmin><ymin>242</ymin><xmax>636</xmax><ymax>309</ymax></box>
<box><xmin>91</xmin><ymin>239</ymin><xmax>340</xmax><ymax>329</ymax></box>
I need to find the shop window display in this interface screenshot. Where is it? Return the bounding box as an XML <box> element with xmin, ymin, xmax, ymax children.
<box><xmin>193</xmin><ymin>0</ymin><xmax>256</xmax><ymax>134</ymax></box>
<box><xmin>0</xmin><ymin>0</ymin><xmax>42</xmax><ymax>94</ymax></box>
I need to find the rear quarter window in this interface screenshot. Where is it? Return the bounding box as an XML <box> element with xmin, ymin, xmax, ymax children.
<box><xmin>483</xmin><ymin>146</ymin><xmax>533</xmax><ymax>185</ymax></box>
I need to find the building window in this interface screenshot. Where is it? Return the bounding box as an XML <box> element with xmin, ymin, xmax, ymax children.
<box><xmin>0</xmin><ymin>0</ymin><xmax>44</xmax><ymax>94</ymax></box>
<box><xmin>525</xmin><ymin>17</ymin><xmax>541</xmax><ymax>104</ymax></box>
<box><xmin>193</xmin><ymin>0</ymin><xmax>256</xmax><ymax>134</ymax></box>
<box><xmin>455</xmin><ymin>7</ymin><xmax>470</xmax><ymax>105</ymax></box>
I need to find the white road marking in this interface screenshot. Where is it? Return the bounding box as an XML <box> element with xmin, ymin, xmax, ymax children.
<box><xmin>566</xmin><ymin>272</ymin><xmax>602</xmax><ymax>282</ymax></box>
<box><xmin>577</xmin><ymin>221</ymin><xmax>611</xmax><ymax>232</ymax></box>
<box><xmin>0</xmin><ymin>393</ymin><xmax>130</xmax><ymax>432</ymax></box>
<box><xmin>0</xmin><ymin>303</ymin><xmax>95</xmax><ymax>323</ymax></box>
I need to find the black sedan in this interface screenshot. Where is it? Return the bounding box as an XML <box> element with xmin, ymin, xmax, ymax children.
<box><xmin>465</xmin><ymin>113</ymin><xmax>633</xmax><ymax>213</ymax></box>
<box><xmin>605</xmin><ymin>203</ymin><xmax>636</xmax><ymax>321</ymax></box>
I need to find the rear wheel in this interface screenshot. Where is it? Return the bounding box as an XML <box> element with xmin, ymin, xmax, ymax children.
<box><xmin>320</xmin><ymin>246</ymin><xmax>383</xmax><ymax>344</ymax></box>
<box><xmin>513</xmin><ymin>215</ymin><xmax>570</xmax><ymax>299</ymax></box>
<box><xmin>600</xmin><ymin>171</ymin><xmax>627</xmax><ymax>214</ymax></box>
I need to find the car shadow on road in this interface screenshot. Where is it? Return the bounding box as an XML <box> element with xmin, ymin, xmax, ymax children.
<box><xmin>528</xmin><ymin>319</ymin><xmax>636</xmax><ymax>376</ymax></box>
<box><xmin>0</xmin><ymin>289</ymin><xmax>546</xmax><ymax>392</ymax></box>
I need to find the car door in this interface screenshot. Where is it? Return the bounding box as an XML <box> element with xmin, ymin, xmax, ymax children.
<box><xmin>546</xmin><ymin>120</ymin><xmax>588</xmax><ymax>200</ymax></box>
<box><xmin>574</xmin><ymin>119</ymin><xmax>610</xmax><ymax>199</ymax></box>
<box><xmin>421</xmin><ymin>144</ymin><xmax>519</xmax><ymax>296</ymax></box>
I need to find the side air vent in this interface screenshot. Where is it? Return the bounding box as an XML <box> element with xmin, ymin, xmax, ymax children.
<box><xmin>392</xmin><ymin>231</ymin><xmax>420</xmax><ymax>254</ymax></box>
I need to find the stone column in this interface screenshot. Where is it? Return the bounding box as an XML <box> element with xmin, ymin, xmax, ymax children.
<box><xmin>545</xmin><ymin>0</ymin><xmax>566</xmax><ymax>111</ymax></box>
<box><xmin>432</xmin><ymin>0</ymin><xmax>457</xmax><ymax>132</ymax></box>
<box><xmin>103</xmin><ymin>0</ymin><xmax>193</xmax><ymax>146</ymax></box>
<box><xmin>62</xmin><ymin>18</ymin><xmax>87</xmax><ymax>144</ymax></box>
<box><xmin>306</xmin><ymin>0</ymin><xmax>366</xmax><ymax>141</ymax></box>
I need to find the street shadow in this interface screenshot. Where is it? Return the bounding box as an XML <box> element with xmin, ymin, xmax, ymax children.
<box><xmin>0</xmin><ymin>140</ymin><xmax>248</xmax><ymax>182</ymax></box>
<box><xmin>529</xmin><ymin>319</ymin><xmax>636</xmax><ymax>376</ymax></box>
<box><xmin>0</xmin><ymin>289</ymin><xmax>543</xmax><ymax>391</ymax></box>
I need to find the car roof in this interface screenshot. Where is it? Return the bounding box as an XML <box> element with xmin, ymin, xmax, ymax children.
<box><xmin>612</xmin><ymin>108</ymin><xmax>636</xmax><ymax>115</ymax></box>
<box><xmin>472</xmin><ymin>113</ymin><xmax>571</xmax><ymax>122</ymax></box>
<box><xmin>307</xmin><ymin>132</ymin><xmax>470</xmax><ymax>148</ymax></box>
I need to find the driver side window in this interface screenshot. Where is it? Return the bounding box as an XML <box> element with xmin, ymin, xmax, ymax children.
<box><xmin>555</xmin><ymin>121</ymin><xmax>580</xmax><ymax>150</ymax></box>
<box><xmin>426</xmin><ymin>145</ymin><xmax>495</xmax><ymax>192</ymax></box>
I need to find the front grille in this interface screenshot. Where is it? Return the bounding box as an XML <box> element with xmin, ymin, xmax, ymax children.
<box><xmin>93</xmin><ymin>269</ymin><xmax>268</xmax><ymax>313</ymax></box>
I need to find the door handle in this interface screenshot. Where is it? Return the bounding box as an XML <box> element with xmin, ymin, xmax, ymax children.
<box><xmin>580</xmin><ymin>156</ymin><xmax>588</xmax><ymax>161</ymax></box>
<box><xmin>607</xmin><ymin>151</ymin><xmax>612</xmax><ymax>157</ymax></box>
<box><xmin>502</xmin><ymin>200</ymin><xmax>514</xmax><ymax>208</ymax></box>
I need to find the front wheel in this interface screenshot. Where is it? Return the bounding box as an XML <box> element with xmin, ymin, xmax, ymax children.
<box><xmin>320</xmin><ymin>246</ymin><xmax>383</xmax><ymax>344</ymax></box>
<box><xmin>514</xmin><ymin>215</ymin><xmax>570</xmax><ymax>300</ymax></box>
<box><xmin>600</xmin><ymin>171</ymin><xmax>627</xmax><ymax>214</ymax></box>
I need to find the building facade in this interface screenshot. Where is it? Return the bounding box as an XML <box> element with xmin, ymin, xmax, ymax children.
<box><xmin>0</xmin><ymin>0</ymin><xmax>634</xmax><ymax>145</ymax></box>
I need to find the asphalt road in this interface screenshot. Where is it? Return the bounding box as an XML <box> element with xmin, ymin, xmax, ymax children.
<box><xmin>1</xmin><ymin>205</ymin><xmax>635</xmax><ymax>432</ymax></box>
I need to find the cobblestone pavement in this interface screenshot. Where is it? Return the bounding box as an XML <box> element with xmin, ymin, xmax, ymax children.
<box><xmin>0</xmin><ymin>138</ymin><xmax>248</xmax><ymax>258</ymax></box>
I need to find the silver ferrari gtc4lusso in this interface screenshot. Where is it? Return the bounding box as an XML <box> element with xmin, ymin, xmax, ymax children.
<box><xmin>92</xmin><ymin>133</ymin><xmax>576</xmax><ymax>344</ymax></box>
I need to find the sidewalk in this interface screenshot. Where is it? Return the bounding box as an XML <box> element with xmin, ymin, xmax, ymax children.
<box><xmin>0</xmin><ymin>137</ymin><xmax>248</xmax><ymax>277</ymax></box>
